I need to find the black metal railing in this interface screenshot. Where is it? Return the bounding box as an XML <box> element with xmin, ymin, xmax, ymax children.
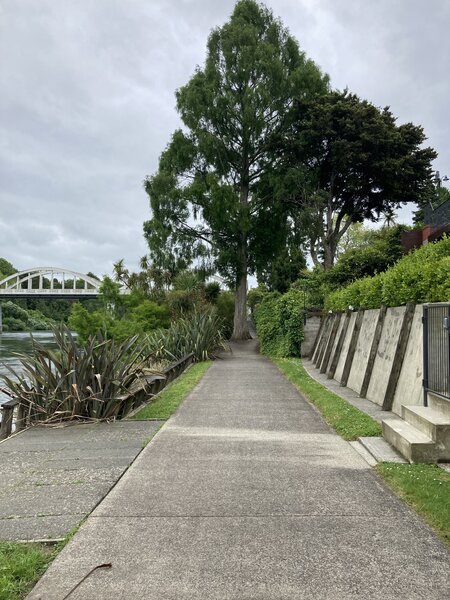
<box><xmin>423</xmin><ymin>304</ymin><xmax>450</xmax><ymax>405</ymax></box>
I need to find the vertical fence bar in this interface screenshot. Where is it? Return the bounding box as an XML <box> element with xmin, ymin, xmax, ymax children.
<box><xmin>447</xmin><ymin>305</ymin><xmax>450</xmax><ymax>401</ymax></box>
<box><xmin>423</xmin><ymin>305</ymin><xmax>429</xmax><ymax>407</ymax></box>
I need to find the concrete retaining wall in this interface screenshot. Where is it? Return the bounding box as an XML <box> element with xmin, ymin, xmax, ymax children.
<box><xmin>309</xmin><ymin>304</ymin><xmax>424</xmax><ymax>415</ymax></box>
<box><xmin>301</xmin><ymin>316</ymin><xmax>321</xmax><ymax>357</ymax></box>
<box><xmin>347</xmin><ymin>309</ymin><xmax>378</xmax><ymax>395</ymax></box>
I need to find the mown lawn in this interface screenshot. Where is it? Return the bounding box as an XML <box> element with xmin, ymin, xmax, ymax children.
<box><xmin>130</xmin><ymin>361</ymin><xmax>212</xmax><ymax>420</ymax></box>
<box><xmin>377</xmin><ymin>463</ymin><xmax>450</xmax><ymax>548</ymax></box>
<box><xmin>273</xmin><ymin>357</ymin><xmax>382</xmax><ymax>440</ymax></box>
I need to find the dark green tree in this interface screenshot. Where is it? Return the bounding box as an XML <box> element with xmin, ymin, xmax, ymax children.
<box><xmin>144</xmin><ymin>0</ymin><xmax>328</xmax><ymax>339</ymax></box>
<box><xmin>283</xmin><ymin>90</ymin><xmax>436</xmax><ymax>268</ymax></box>
<box><xmin>0</xmin><ymin>258</ymin><xmax>16</xmax><ymax>279</ymax></box>
<box><xmin>257</xmin><ymin>225</ymin><xmax>306</xmax><ymax>293</ymax></box>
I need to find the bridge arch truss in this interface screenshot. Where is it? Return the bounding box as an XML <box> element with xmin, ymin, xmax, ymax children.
<box><xmin>0</xmin><ymin>267</ymin><xmax>102</xmax><ymax>297</ymax></box>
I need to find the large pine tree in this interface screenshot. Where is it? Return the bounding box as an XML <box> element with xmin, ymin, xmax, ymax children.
<box><xmin>144</xmin><ymin>0</ymin><xmax>327</xmax><ymax>339</ymax></box>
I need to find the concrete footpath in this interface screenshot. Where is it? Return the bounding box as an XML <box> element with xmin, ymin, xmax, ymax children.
<box><xmin>28</xmin><ymin>341</ymin><xmax>450</xmax><ymax>599</ymax></box>
<box><xmin>0</xmin><ymin>421</ymin><xmax>162</xmax><ymax>541</ymax></box>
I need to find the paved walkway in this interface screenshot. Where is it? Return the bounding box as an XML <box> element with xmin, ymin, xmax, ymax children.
<box><xmin>28</xmin><ymin>341</ymin><xmax>449</xmax><ymax>599</ymax></box>
<box><xmin>0</xmin><ymin>421</ymin><xmax>162</xmax><ymax>541</ymax></box>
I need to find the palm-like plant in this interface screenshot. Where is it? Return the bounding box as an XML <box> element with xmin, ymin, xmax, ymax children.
<box><xmin>143</xmin><ymin>310</ymin><xmax>227</xmax><ymax>362</ymax></box>
<box><xmin>1</xmin><ymin>325</ymin><xmax>160</xmax><ymax>423</ymax></box>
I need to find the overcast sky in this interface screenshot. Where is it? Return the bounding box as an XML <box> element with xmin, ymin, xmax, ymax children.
<box><xmin>1</xmin><ymin>0</ymin><xmax>449</xmax><ymax>277</ymax></box>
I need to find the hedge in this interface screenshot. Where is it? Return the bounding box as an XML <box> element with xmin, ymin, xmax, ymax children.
<box><xmin>254</xmin><ymin>289</ymin><xmax>304</xmax><ymax>357</ymax></box>
<box><xmin>326</xmin><ymin>236</ymin><xmax>450</xmax><ymax>310</ymax></box>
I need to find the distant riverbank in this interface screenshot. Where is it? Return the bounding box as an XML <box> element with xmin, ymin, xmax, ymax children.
<box><xmin>0</xmin><ymin>331</ymin><xmax>57</xmax><ymax>404</ymax></box>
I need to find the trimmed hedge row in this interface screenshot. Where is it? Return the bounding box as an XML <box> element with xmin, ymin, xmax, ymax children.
<box><xmin>326</xmin><ymin>236</ymin><xmax>450</xmax><ymax>310</ymax></box>
<box><xmin>254</xmin><ymin>290</ymin><xmax>304</xmax><ymax>357</ymax></box>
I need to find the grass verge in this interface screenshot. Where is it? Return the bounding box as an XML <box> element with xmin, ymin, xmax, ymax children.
<box><xmin>273</xmin><ymin>357</ymin><xmax>382</xmax><ymax>440</ymax></box>
<box><xmin>0</xmin><ymin>519</ymin><xmax>85</xmax><ymax>600</ymax></box>
<box><xmin>130</xmin><ymin>361</ymin><xmax>212</xmax><ymax>420</ymax></box>
<box><xmin>376</xmin><ymin>463</ymin><xmax>450</xmax><ymax>548</ymax></box>
<box><xmin>0</xmin><ymin>542</ymin><xmax>54</xmax><ymax>600</ymax></box>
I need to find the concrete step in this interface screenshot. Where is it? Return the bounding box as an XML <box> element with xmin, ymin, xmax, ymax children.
<box><xmin>382</xmin><ymin>418</ymin><xmax>436</xmax><ymax>464</ymax></box>
<box><xmin>402</xmin><ymin>405</ymin><xmax>450</xmax><ymax>438</ymax></box>
<box><xmin>402</xmin><ymin>406</ymin><xmax>450</xmax><ymax>461</ymax></box>
<box><xmin>427</xmin><ymin>392</ymin><xmax>450</xmax><ymax>418</ymax></box>
<box><xmin>358</xmin><ymin>436</ymin><xmax>407</xmax><ymax>464</ymax></box>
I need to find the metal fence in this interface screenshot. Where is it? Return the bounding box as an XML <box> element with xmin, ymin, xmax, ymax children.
<box><xmin>423</xmin><ymin>304</ymin><xmax>450</xmax><ymax>405</ymax></box>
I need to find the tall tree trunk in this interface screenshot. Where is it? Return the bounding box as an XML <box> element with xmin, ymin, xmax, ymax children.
<box><xmin>231</xmin><ymin>179</ymin><xmax>251</xmax><ymax>341</ymax></box>
<box><xmin>232</xmin><ymin>253</ymin><xmax>250</xmax><ymax>340</ymax></box>
<box><xmin>323</xmin><ymin>243</ymin><xmax>334</xmax><ymax>269</ymax></box>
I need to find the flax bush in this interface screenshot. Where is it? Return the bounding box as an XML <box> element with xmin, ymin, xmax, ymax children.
<box><xmin>1</xmin><ymin>325</ymin><xmax>158</xmax><ymax>423</ymax></box>
<box><xmin>142</xmin><ymin>310</ymin><xmax>227</xmax><ymax>362</ymax></box>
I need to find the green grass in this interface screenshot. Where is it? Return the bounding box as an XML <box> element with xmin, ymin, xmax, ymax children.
<box><xmin>130</xmin><ymin>361</ymin><xmax>212</xmax><ymax>420</ymax></box>
<box><xmin>0</xmin><ymin>518</ymin><xmax>87</xmax><ymax>600</ymax></box>
<box><xmin>0</xmin><ymin>542</ymin><xmax>54</xmax><ymax>600</ymax></box>
<box><xmin>377</xmin><ymin>463</ymin><xmax>450</xmax><ymax>548</ymax></box>
<box><xmin>273</xmin><ymin>357</ymin><xmax>382</xmax><ymax>440</ymax></box>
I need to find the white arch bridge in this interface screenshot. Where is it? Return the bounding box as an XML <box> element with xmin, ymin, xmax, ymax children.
<box><xmin>0</xmin><ymin>267</ymin><xmax>128</xmax><ymax>299</ymax></box>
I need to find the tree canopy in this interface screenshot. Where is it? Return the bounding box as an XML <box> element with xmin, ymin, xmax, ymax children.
<box><xmin>282</xmin><ymin>90</ymin><xmax>436</xmax><ymax>268</ymax></box>
<box><xmin>144</xmin><ymin>0</ymin><xmax>328</xmax><ymax>339</ymax></box>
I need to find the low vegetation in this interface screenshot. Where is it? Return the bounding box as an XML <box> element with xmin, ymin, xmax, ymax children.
<box><xmin>0</xmin><ymin>541</ymin><xmax>53</xmax><ymax>600</ymax></box>
<box><xmin>1</xmin><ymin>325</ymin><xmax>161</xmax><ymax>422</ymax></box>
<box><xmin>142</xmin><ymin>310</ymin><xmax>227</xmax><ymax>362</ymax></box>
<box><xmin>377</xmin><ymin>463</ymin><xmax>450</xmax><ymax>548</ymax></box>
<box><xmin>326</xmin><ymin>236</ymin><xmax>450</xmax><ymax>310</ymax></box>
<box><xmin>0</xmin><ymin>301</ymin><xmax>53</xmax><ymax>332</ymax></box>
<box><xmin>273</xmin><ymin>358</ymin><xmax>382</xmax><ymax>439</ymax></box>
<box><xmin>131</xmin><ymin>361</ymin><xmax>211</xmax><ymax>420</ymax></box>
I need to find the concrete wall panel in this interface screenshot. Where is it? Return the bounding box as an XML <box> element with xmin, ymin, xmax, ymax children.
<box><xmin>301</xmin><ymin>316</ymin><xmax>322</xmax><ymax>357</ymax></box>
<box><xmin>366</xmin><ymin>306</ymin><xmax>406</xmax><ymax>406</ymax></box>
<box><xmin>334</xmin><ymin>312</ymin><xmax>357</xmax><ymax>383</ymax></box>
<box><xmin>347</xmin><ymin>309</ymin><xmax>379</xmax><ymax>395</ymax></box>
<box><xmin>325</xmin><ymin>313</ymin><xmax>345</xmax><ymax>373</ymax></box>
<box><xmin>392</xmin><ymin>305</ymin><xmax>424</xmax><ymax>415</ymax></box>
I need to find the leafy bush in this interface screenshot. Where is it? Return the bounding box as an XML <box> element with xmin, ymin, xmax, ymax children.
<box><xmin>68</xmin><ymin>304</ymin><xmax>112</xmax><ymax>342</ymax></box>
<box><xmin>291</xmin><ymin>268</ymin><xmax>327</xmax><ymax>312</ymax></box>
<box><xmin>1</xmin><ymin>325</ymin><xmax>159</xmax><ymax>422</ymax></box>
<box><xmin>247</xmin><ymin>286</ymin><xmax>268</xmax><ymax>314</ymax></box>
<box><xmin>0</xmin><ymin>301</ymin><xmax>53</xmax><ymax>332</ymax></box>
<box><xmin>215</xmin><ymin>291</ymin><xmax>235</xmax><ymax>338</ymax></box>
<box><xmin>254</xmin><ymin>290</ymin><xmax>304</xmax><ymax>357</ymax></box>
<box><xmin>143</xmin><ymin>310</ymin><xmax>227</xmax><ymax>361</ymax></box>
<box><xmin>204</xmin><ymin>281</ymin><xmax>221</xmax><ymax>303</ymax></box>
<box><xmin>326</xmin><ymin>246</ymin><xmax>391</xmax><ymax>288</ymax></box>
<box><xmin>68</xmin><ymin>300</ymin><xmax>170</xmax><ymax>343</ymax></box>
<box><xmin>166</xmin><ymin>289</ymin><xmax>203</xmax><ymax>316</ymax></box>
<box><xmin>326</xmin><ymin>236</ymin><xmax>450</xmax><ymax>310</ymax></box>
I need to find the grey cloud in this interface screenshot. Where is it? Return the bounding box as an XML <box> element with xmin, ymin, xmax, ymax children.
<box><xmin>1</xmin><ymin>0</ymin><xmax>449</xmax><ymax>278</ymax></box>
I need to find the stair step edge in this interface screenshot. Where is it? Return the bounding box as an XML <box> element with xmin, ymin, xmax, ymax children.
<box><xmin>402</xmin><ymin>405</ymin><xmax>450</xmax><ymax>426</ymax></box>
<box><xmin>382</xmin><ymin>419</ymin><xmax>434</xmax><ymax>445</ymax></box>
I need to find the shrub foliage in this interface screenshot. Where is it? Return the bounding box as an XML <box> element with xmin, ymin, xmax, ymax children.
<box><xmin>254</xmin><ymin>290</ymin><xmax>304</xmax><ymax>357</ymax></box>
<box><xmin>326</xmin><ymin>236</ymin><xmax>450</xmax><ymax>310</ymax></box>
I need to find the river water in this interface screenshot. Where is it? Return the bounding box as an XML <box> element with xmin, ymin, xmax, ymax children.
<box><xmin>0</xmin><ymin>331</ymin><xmax>57</xmax><ymax>404</ymax></box>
